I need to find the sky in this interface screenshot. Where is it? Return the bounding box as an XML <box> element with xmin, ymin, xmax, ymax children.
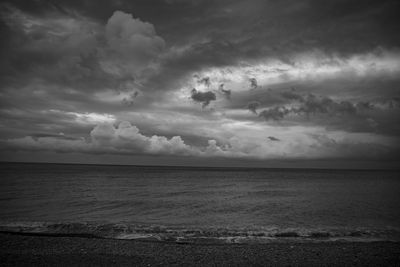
<box><xmin>0</xmin><ymin>0</ymin><xmax>399</xmax><ymax>168</ymax></box>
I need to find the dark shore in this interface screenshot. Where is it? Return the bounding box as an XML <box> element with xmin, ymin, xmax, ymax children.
<box><xmin>1</xmin><ymin>233</ymin><xmax>399</xmax><ymax>266</ymax></box>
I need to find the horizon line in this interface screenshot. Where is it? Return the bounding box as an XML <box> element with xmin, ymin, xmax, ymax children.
<box><xmin>1</xmin><ymin>161</ymin><xmax>399</xmax><ymax>172</ymax></box>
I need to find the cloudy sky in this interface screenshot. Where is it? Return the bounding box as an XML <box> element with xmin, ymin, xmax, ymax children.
<box><xmin>0</xmin><ymin>0</ymin><xmax>399</xmax><ymax>168</ymax></box>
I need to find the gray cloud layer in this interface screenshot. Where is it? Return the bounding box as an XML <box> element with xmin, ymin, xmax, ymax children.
<box><xmin>0</xmin><ymin>0</ymin><xmax>399</xmax><ymax>165</ymax></box>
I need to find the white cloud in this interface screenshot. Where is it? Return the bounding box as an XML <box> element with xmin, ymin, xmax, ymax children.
<box><xmin>5</xmin><ymin>121</ymin><xmax>197</xmax><ymax>156</ymax></box>
<box><xmin>90</xmin><ymin>121</ymin><xmax>196</xmax><ymax>155</ymax></box>
<box><xmin>183</xmin><ymin>49</ymin><xmax>400</xmax><ymax>93</ymax></box>
<box><xmin>3</xmin><ymin>121</ymin><xmax>398</xmax><ymax>160</ymax></box>
<box><xmin>70</xmin><ymin>112</ymin><xmax>116</xmax><ymax>124</ymax></box>
<box><xmin>47</xmin><ymin>110</ymin><xmax>116</xmax><ymax>125</ymax></box>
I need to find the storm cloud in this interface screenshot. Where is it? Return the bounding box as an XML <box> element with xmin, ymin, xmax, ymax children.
<box><xmin>0</xmin><ymin>0</ymin><xmax>399</xmax><ymax>167</ymax></box>
<box><xmin>190</xmin><ymin>88</ymin><xmax>216</xmax><ymax>108</ymax></box>
<box><xmin>247</xmin><ymin>101</ymin><xmax>261</xmax><ymax>114</ymax></box>
<box><xmin>259</xmin><ymin>106</ymin><xmax>291</xmax><ymax>121</ymax></box>
<box><xmin>257</xmin><ymin>92</ymin><xmax>379</xmax><ymax>121</ymax></box>
<box><xmin>268</xmin><ymin>136</ymin><xmax>280</xmax><ymax>142</ymax></box>
<box><xmin>249</xmin><ymin>78</ymin><xmax>258</xmax><ymax>90</ymax></box>
<box><xmin>218</xmin><ymin>84</ymin><xmax>231</xmax><ymax>100</ymax></box>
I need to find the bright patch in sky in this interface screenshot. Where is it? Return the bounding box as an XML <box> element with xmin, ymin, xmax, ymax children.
<box><xmin>0</xmin><ymin>1</ymin><xmax>399</xmax><ymax>167</ymax></box>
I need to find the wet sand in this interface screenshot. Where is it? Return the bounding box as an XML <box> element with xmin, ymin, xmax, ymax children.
<box><xmin>1</xmin><ymin>233</ymin><xmax>399</xmax><ymax>266</ymax></box>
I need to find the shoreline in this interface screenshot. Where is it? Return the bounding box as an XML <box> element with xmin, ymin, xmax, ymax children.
<box><xmin>2</xmin><ymin>221</ymin><xmax>400</xmax><ymax>244</ymax></box>
<box><xmin>1</xmin><ymin>233</ymin><xmax>400</xmax><ymax>266</ymax></box>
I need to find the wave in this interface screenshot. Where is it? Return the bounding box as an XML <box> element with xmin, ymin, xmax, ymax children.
<box><xmin>1</xmin><ymin>222</ymin><xmax>399</xmax><ymax>244</ymax></box>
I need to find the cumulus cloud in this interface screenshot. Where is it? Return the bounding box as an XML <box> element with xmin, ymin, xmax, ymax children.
<box><xmin>101</xmin><ymin>10</ymin><xmax>165</xmax><ymax>78</ymax></box>
<box><xmin>90</xmin><ymin>121</ymin><xmax>194</xmax><ymax>155</ymax></box>
<box><xmin>105</xmin><ymin>11</ymin><xmax>164</xmax><ymax>57</ymax></box>
<box><xmin>3</xmin><ymin>121</ymin><xmax>399</xmax><ymax>161</ymax></box>
<box><xmin>190</xmin><ymin>88</ymin><xmax>216</xmax><ymax>108</ymax></box>
<box><xmin>6</xmin><ymin>121</ymin><xmax>196</xmax><ymax>156</ymax></box>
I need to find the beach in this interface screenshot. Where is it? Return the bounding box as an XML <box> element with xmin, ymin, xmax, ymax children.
<box><xmin>1</xmin><ymin>233</ymin><xmax>400</xmax><ymax>266</ymax></box>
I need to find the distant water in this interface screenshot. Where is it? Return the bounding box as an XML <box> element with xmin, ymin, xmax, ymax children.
<box><xmin>1</xmin><ymin>162</ymin><xmax>399</xmax><ymax>243</ymax></box>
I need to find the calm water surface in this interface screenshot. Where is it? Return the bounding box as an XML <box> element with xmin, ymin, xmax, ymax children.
<box><xmin>0</xmin><ymin>163</ymin><xmax>399</xmax><ymax>241</ymax></box>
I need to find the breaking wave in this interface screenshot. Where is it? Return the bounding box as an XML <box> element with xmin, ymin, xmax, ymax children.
<box><xmin>1</xmin><ymin>221</ymin><xmax>399</xmax><ymax>244</ymax></box>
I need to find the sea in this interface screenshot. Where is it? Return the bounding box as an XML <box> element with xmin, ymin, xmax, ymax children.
<box><xmin>0</xmin><ymin>162</ymin><xmax>399</xmax><ymax>243</ymax></box>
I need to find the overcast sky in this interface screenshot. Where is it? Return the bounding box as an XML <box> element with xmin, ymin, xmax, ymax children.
<box><xmin>0</xmin><ymin>0</ymin><xmax>399</xmax><ymax>168</ymax></box>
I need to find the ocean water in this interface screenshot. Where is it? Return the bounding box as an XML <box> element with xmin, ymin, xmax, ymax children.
<box><xmin>0</xmin><ymin>162</ymin><xmax>399</xmax><ymax>243</ymax></box>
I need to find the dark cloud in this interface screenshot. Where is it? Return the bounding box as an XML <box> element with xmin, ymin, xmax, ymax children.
<box><xmin>280</xmin><ymin>89</ymin><xmax>304</xmax><ymax>101</ymax></box>
<box><xmin>0</xmin><ymin>0</ymin><xmax>400</xmax><ymax>165</ymax></box>
<box><xmin>251</xmin><ymin>91</ymin><xmax>400</xmax><ymax>136</ymax></box>
<box><xmin>2</xmin><ymin>0</ymin><xmax>399</xmax><ymax>98</ymax></box>
<box><xmin>246</xmin><ymin>101</ymin><xmax>260</xmax><ymax>114</ymax></box>
<box><xmin>268</xmin><ymin>136</ymin><xmax>280</xmax><ymax>141</ymax></box>
<box><xmin>196</xmin><ymin>76</ymin><xmax>211</xmax><ymax>88</ymax></box>
<box><xmin>3</xmin><ymin>0</ymin><xmax>400</xmax><ymax>65</ymax></box>
<box><xmin>356</xmin><ymin>101</ymin><xmax>374</xmax><ymax>111</ymax></box>
<box><xmin>190</xmin><ymin>88</ymin><xmax>216</xmax><ymax>108</ymax></box>
<box><xmin>0</xmin><ymin>7</ymin><xmax>165</xmax><ymax>92</ymax></box>
<box><xmin>257</xmin><ymin>99</ymin><xmax>354</xmax><ymax>122</ymax></box>
<box><xmin>270</xmin><ymin>91</ymin><xmax>374</xmax><ymax>118</ymax></box>
<box><xmin>259</xmin><ymin>106</ymin><xmax>290</xmax><ymax>121</ymax></box>
<box><xmin>218</xmin><ymin>84</ymin><xmax>231</xmax><ymax>100</ymax></box>
<box><xmin>122</xmin><ymin>91</ymin><xmax>140</xmax><ymax>106</ymax></box>
<box><xmin>30</xmin><ymin>133</ymin><xmax>82</xmax><ymax>141</ymax></box>
<box><xmin>296</xmin><ymin>94</ymin><xmax>357</xmax><ymax>115</ymax></box>
<box><xmin>144</xmin><ymin>40</ymin><xmax>241</xmax><ymax>94</ymax></box>
<box><xmin>249</xmin><ymin>78</ymin><xmax>258</xmax><ymax>90</ymax></box>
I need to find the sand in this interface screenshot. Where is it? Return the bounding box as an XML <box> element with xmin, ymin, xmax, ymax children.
<box><xmin>1</xmin><ymin>233</ymin><xmax>400</xmax><ymax>266</ymax></box>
